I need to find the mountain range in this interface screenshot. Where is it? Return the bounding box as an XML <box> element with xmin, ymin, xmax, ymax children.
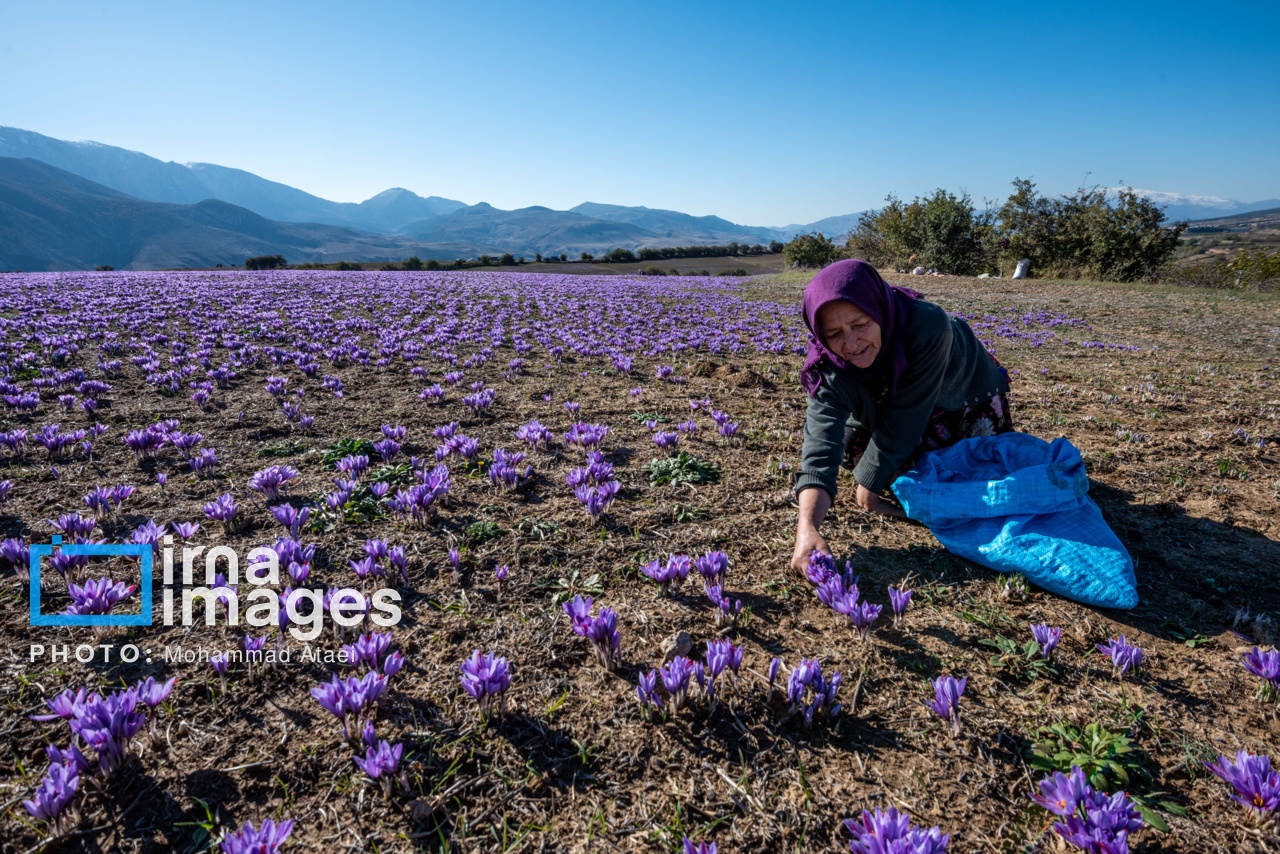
<box><xmin>2</xmin><ymin>125</ymin><xmax>1277</xmax><ymax>271</ymax></box>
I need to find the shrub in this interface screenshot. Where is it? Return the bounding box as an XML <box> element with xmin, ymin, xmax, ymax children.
<box><xmin>783</xmin><ymin>232</ymin><xmax>840</xmax><ymax>269</ymax></box>
<box><xmin>245</xmin><ymin>254</ymin><xmax>287</xmax><ymax>270</ymax></box>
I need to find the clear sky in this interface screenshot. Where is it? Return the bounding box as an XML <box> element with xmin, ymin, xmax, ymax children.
<box><xmin>1</xmin><ymin>0</ymin><xmax>1276</xmax><ymax>226</ymax></box>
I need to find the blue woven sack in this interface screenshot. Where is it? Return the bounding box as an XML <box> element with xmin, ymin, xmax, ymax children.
<box><xmin>890</xmin><ymin>433</ymin><xmax>1138</xmax><ymax>609</ymax></box>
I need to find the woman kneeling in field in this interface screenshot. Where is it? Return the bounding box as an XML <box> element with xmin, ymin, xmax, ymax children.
<box><xmin>790</xmin><ymin>258</ymin><xmax>1014</xmax><ymax>574</ymax></box>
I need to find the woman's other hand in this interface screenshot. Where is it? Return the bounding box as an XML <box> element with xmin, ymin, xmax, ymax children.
<box><xmin>791</xmin><ymin>528</ymin><xmax>831</xmax><ymax>576</ymax></box>
<box><xmin>855</xmin><ymin>484</ymin><xmax>906</xmax><ymax>518</ymax></box>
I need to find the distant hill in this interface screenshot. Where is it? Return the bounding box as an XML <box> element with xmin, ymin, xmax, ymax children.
<box><xmin>570</xmin><ymin>202</ymin><xmax>783</xmax><ymax>245</ymax></box>
<box><xmin>0</xmin><ymin>158</ymin><xmax>492</xmax><ymax>271</ymax></box>
<box><xmin>0</xmin><ymin>126</ymin><xmax>467</xmax><ymax>234</ymax></box>
<box><xmin>409</xmin><ymin>203</ymin><xmax>668</xmax><ymax>258</ymax></box>
<box><xmin>1185</xmin><ymin>207</ymin><xmax>1280</xmax><ymax>231</ymax></box>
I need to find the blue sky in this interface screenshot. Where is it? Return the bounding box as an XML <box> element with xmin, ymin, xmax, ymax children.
<box><xmin>1</xmin><ymin>0</ymin><xmax>1276</xmax><ymax>225</ymax></box>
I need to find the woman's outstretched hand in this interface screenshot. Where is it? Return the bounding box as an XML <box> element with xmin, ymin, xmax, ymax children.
<box><xmin>791</xmin><ymin>528</ymin><xmax>830</xmax><ymax>576</ymax></box>
<box><xmin>855</xmin><ymin>484</ymin><xmax>906</xmax><ymax>518</ymax></box>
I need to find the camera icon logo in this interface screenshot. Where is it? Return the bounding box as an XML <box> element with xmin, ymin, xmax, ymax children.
<box><xmin>28</xmin><ymin>536</ymin><xmax>153</xmax><ymax>627</ymax></box>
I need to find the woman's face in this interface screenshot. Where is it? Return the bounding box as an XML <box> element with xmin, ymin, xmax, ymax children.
<box><xmin>816</xmin><ymin>300</ymin><xmax>881</xmax><ymax>369</ymax></box>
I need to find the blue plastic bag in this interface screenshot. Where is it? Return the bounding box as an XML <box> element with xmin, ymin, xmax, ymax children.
<box><xmin>890</xmin><ymin>433</ymin><xmax>1138</xmax><ymax>609</ymax></box>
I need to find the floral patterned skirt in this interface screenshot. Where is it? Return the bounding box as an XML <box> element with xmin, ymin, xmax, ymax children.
<box><xmin>843</xmin><ymin>390</ymin><xmax>1016</xmax><ymax>476</ymax></box>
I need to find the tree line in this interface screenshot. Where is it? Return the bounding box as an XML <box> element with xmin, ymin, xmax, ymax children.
<box><xmin>782</xmin><ymin>179</ymin><xmax>1188</xmax><ymax>283</ymax></box>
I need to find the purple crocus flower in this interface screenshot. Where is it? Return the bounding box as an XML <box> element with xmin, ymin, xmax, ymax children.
<box><xmin>65</xmin><ymin>577</ymin><xmax>137</xmax><ymax>616</ymax></box>
<box><xmin>22</xmin><ymin>761</ymin><xmax>79</xmax><ymax>833</ymax></box>
<box><xmin>1032</xmin><ymin>624</ymin><xmax>1062</xmax><ymax>661</ymax></box>
<box><xmin>583</xmin><ymin>608</ymin><xmax>622</xmax><ymax>671</ymax></box>
<box><xmin>2</xmin><ymin>537</ymin><xmax>31</xmax><ymax>580</ymax></box>
<box><xmin>1205</xmin><ymin>750</ymin><xmax>1280</xmax><ymax>815</ymax></box>
<box><xmin>1029</xmin><ymin>766</ymin><xmax>1091</xmax><ymax>816</ymax></box>
<box><xmin>927</xmin><ymin>675</ymin><xmax>966</xmax><ymax>737</ymax></box>
<box><xmin>458</xmin><ymin>650</ymin><xmax>511</xmax><ymax>721</ymax></box>
<box><xmin>219</xmin><ymin>818</ymin><xmax>294</xmax><ymax>854</ymax></box>
<box><xmin>653</xmin><ymin>431</ymin><xmax>679</xmax><ymax>450</ymax></box>
<box><xmin>844</xmin><ymin>807</ymin><xmax>949</xmax><ymax>854</ymax></box>
<box><xmin>847</xmin><ymin>599</ymin><xmax>882</xmax><ymax>641</ymax></box>
<box><xmin>270</xmin><ymin>504</ymin><xmax>312</xmax><ymax>537</ymax></box>
<box><xmin>203</xmin><ymin>493</ymin><xmax>239</xmax><ymax>529</ymax></box>
<box><xmin>248</xmin><ymin>464</ymin><xmax>300</xmax><ymax>499</ymax></box>
<box><xmin>682</xmin><ymin>840</ymin><xmax>716</xmax><ymax>854</ymax></box>
<box><xmin>134</xmin><ymin>676</ymin><xmax>177</xmax><ymax>709</ymax></box>
<box><xmin>1242</xmin><ymin>647</ymin><xmax>1280</xmax><ymax>704</ymax></box>
<box><xmin>1096</xmin><ymin>635</ymin><xmax>1143</xmax><ymax>678</ymax></box>
<box><xmin>784</xmin><ymin>658</ymin><xmax>842</xmax><ymax>725</ymax></box>
<box><xmin>353</xmin><ymin>739</ymin><xmax>403</xmax><ymax>797</ymax></box>
<box><xmin>494</xmin><ymin>564</ymin><xmax>509</xmax><ymax>590</ymax></box>
<box><xmin>636</xmin><ymin>669</ymin><xmax>664</xmax><ymax>718</ymax></box>
<box><xmin>767</xmin><ymin>657</ymin><xmax>782</xmax><ymax>701</ymax></box>
<box><xmin>31</xmin><ymin>687</ymin><xmax>89</xmax><ymax>722</ymax></box>
<box><xmin>888</xmin><ymin>586</ymin><xmax>913</xmax><ymax>629</ymax></box>
<box><xmin>660</xmin><ymin>656</ymin><xmax>697</xmax><ymax>713</ymax></box>
<box><xmin>1052</xmin><ymin>788</ymin><xmax>1143</xmax><ymax>853</ymax></box>
<box><xmin>694</xmin><ymin>550</ymin><xmax>729</xmax><ymax>582</ymax></box>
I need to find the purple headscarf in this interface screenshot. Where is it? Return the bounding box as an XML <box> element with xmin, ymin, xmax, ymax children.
<box><xmin>800</xmin><ymin>259</ymin><xmax>922</xmax><ymax>397</ymax></box>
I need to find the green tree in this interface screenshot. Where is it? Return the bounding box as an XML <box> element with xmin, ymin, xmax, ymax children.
<box><xmin>499</xmin><ymin>253</ymin><xmax>516</xmax><ymax>266</ymax></box>
<box><xmin>998</xmin><ymin>179</ymin><xmax>1186</xmax><ymax>281</ymax></box>
<box><xmin>402</xmin><ymin>256</ymin><xmax>424</xmax><ymax>270</ymax></box>
<box><xmin>245</xmin><ymin>254</ymin><xmax>287</xmax><ymax>270</ymax></box>
<box><xmin>783</xmin><ymin>232</ymin><xmax>839</xmax><ymax>269</ymax></box>
<box><xmin>581</xmin><ymin>252</ymin><xmax>594</xmax><ymax>261</ymax></box>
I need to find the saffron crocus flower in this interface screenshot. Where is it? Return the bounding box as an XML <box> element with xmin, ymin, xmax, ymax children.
<box><xmin>704</xmin><ymin>639</ymin><xmax>744</xmax><ymax>699</ymax></box>
<box><xmin>636</xmin><ymin>669</ymin><xmax>664</xmax><ymax>719</ymax></box>
<box><xmin>270</xmin><ymin>504</ymin><xmax>311</xmax><ymax>537</ymax></box>
<box><xmin>694</xmin><ymin>550</ymin><xmax>729</xmax><ymax>582</ymax></box>
<box><xmin>494</xmin><ymin>564</ymin><xmax>509</xmax><ymax>591</ymax></box>
<box><xmin>888</xmin><ymin>586</ymin><xmax>912</xmax><ymax>629</ymax></box>
<box><xmin>1242</xmin><ymin>647</ymin><xmax>1280</xmax><ymax>704</ymax></box>
<box><xmin>459</xmin><ymin>650</ymin><xmax>511</xmax><ymax>721</ymax></box>
<box><xmin>653</xmin><ymin>431</ymin><xmax>679</xmax><ymax>450</ymax></box>
<box><xmin>844</xmin><ymin>807</ymin><xmax>949</xmax><ymax>854</ymax></box>
<box><xmin>31</xmin><ymin>687</ymin><xmax>89</xmax><ymax>722</ymax></box>
<box><xmin>660</xmin><ymin>656</ymin><xmax>697</xmax><ymax>713</ymax></box>
<box><xmin>248</xmin><ymin>465</ymin><xmax>300</xmax><ymax>500</ymax></box>
<box><xmin>203</xmin><ymin>493</ymin><xmax>239</xmax><ymax>529</ymax></box>
<box><xmin>1205</xmin><ymin>750</ymin><xmax>1280</xmax><ymax>815</ymax></box>
<box><xmin>219</xmin><ymin>818</ymin><xmax>294</xmax><ymax>854</ymax></box>
<box><xmin>1</xmin><ymin>537</ymin><xmax>30</xmax><ymax>580</ymax></box>
<box><xmin>354</xmin><ymin>739</ymin><xmax>403</xmax><ymax>797</ymax></box>
<box><xmin>134</xmin><ymin>676</ymin><xmax>177</xmax><ymax>709</ymax></box>
<box><xmin>65</xmin><ymin>577</ymin><xmax>137</xmax><ymax>616</ymax></box>
<box><xmin>927</xmin><ymin>675</ymin><xmax>966</xmax><ymax>737</ymax></box>
<box><xmin>784</xmin><ymin>658</ymin><xmax>842</xmax><ymax>725</ymax></box>
<box><xmin>767</xmin><ymin>657</ymin><xmax>782</xmax><ymax>701</ymax></box>
<box><xmin>1029</xmin><ymin>766</ymin><xmax>1091</xmax><ymax>816</ymax></box>
<box><xmin>22</xmin><ymin>762</ymin><xmax>79</xmax><ymax>834</ymax></box>
<box><xmin>583</xmin><ymin>608</ymin><xmax>622</xmax><ymax>670</ymax></box>
<box><xmin>847</xmin><ymin>600</ymin><xmax>882</xmax><ymax>641</ymax></box>
<box><xmin>70</xmin><ymin>687</ymin><xmax>147</xmax><ymax>775</ymax></box>
<box><xmin>1096</xmin><ymin>635</ymin><xmax>1143</xmax><ymax>678</ymax></box>
<box><xmin>1032</xmin><ymin>624</ymin><xmax>1061</xmax><ymax>661</ymax></box>
<box><xmin>488</xmin><ymin>448</ymin><xmax>532</xmax><ymax>490</ymax></box>
<box><xmin>1052</xmin><ymin>788</ymin><xmax>1143</xmax><ymax>853</ymax></box>
<box><xmin>682</xmin><ymin>840</ymin><xmax>716</xmax><ymax>854</ymax></box>
<box><xmin>639</xmin><ymin>554</ymin><xmax>690</xmax><ymax>596</ymax></box>
<box><xmin>704</xmin><ymin>583</ymin><xmax>742</xmax><ymax>630</ymax></box>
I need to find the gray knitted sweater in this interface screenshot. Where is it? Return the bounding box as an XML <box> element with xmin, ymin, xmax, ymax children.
<box><xmin>796</xmin><ymin>300</ymin><xmax>1010</xmax><ymax>497</ymax></box>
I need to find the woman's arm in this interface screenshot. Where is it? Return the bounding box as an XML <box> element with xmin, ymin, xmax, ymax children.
<box><xmin>791</xmin><ymin>485</ymin><xmax>833</xmax><ymax>574</ymax></box>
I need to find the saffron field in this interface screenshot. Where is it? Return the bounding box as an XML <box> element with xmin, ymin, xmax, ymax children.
<box><xmin>0</xmin><ymin>269</ymin><xmax>1278</xmax><ymax>853</ymax></box>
